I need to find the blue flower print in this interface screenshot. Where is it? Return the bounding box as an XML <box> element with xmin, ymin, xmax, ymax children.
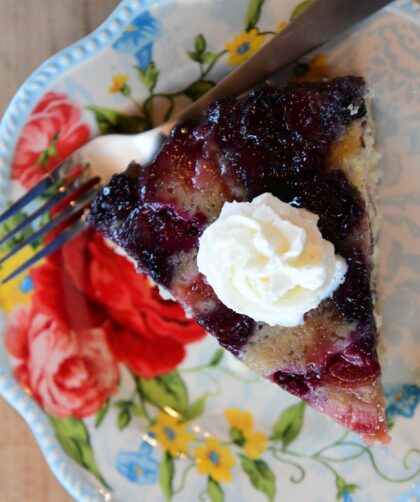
<box><xmin>19</xmin><ymin>275</ymin><xmax>33</xmax><ymax>293</ymax></box>
<box><xmin>116</xmin><ymin>439</ymin><xmax>159</xmax><ymax>484</ymax></box>
<box><xmin>396</xmin><ymin>483</ymin><xmax>420</xmax><ymax>502</ymax></box>
<box><xmin>112</xmin><ymin>11</ymin><xmax>162</xmax><ymax>69</ymax></box>
<box><xmin>342</xmin><ymin>492</ymin><xmax>353</xmax><ymax>502</ymax></box>
<box><xmin>385</xmin><ymin>384</ymin><xmax>420</xmax><ymax>423</ymax></box>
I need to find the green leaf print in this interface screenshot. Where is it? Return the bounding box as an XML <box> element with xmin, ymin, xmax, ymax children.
<box><xmin>208</xmin><ymin>348</ymin><xmax>225</xmax><ymax>367</ymax></box>
<box><xmin>137</xmin><ymin>370</ymin><xmax>189</xmax><ymax>416</ymax></box>
<box><xmin>240</xmin><ymin>455</ymin><xmax>276</xmax><ymax>502</ymax></box>
<box><xmin>207</xmin><ymin>476</ymin><xmax>224</xmax><ymax>502</ymax></box>
<box><xmin>184</xmin><ymin>396</ymin><xmax>207</xmax><ymax>421</ymax></box>
<box><xmin>195</xmin><ymin>33</ymin><xmax>207</xmax><ymax>54</ymax></box>
<box><xmin>131</xmin><ymin>403</ymin><xmax>146</xmax><ymax>418</ymax></box>
<box><xmin>112</xmin><ymin>399</ymin><xmax>146</xmax><ymax>420</ymax></box>
<box><xmin>336</xmin><ymin>477</ymin><xmax>359</xmax><ymax>500</ymax></box>
<box><xmin>184</xmin><ymin>80</ymin><xmax>215</xmax><ymax>101</ymax></box>
<box><xmin>244</xmin><ymin>0</ymin><xmax>264</xmax><ymax>32</ymax></box>
<box><xmin>94</xmin><ymin>399</ymin><xmax>109</xmax><ymax>428</ymax></box>
<box><xmin>160</xmin><ymin>452</ymin><xmax>174</xmax><ymax>501</ymax></box>
<box><xmin>188</xmin><ymin>34</ymin><xmax>213</xmax><ymax>64</ymax></box>
<box><xmin>290</xmin><ymin>0</ymin><xmax>314</xmax><ymax>21</ymax></box>
<box><xmin>201</xmin><ymin>52</ymin><xmax>218</xmax><ymax>64</ymax></box>
<box><xmin>86</xmin><ymin>105</ymin><xmax>145</xmax><ymax>134</ymax></box>
<box><xmin>113</xmin><ymin>399</ymin><xmax>134</xmax><ymax>409</ymax></box>
<box><xmin>230</xmin><ymin>427</ymin><xmax>246</xmax><ymax>447</ymax></box>
<box><xmin>0</xmin><ymin>211</ymin><xmax>34</xmax><ymax>254</ymax></box>
<box><xmin>135</xmin><ymin>62</ymin><xmax>160</xmax><ymax>92</ymax></box>
<box><xmin>187</xmin><ymin>49</ymin><xmax>217</xmax><ymax>65</ymax></box>
<box><xmin>49</xmin><ymin>416</ymin><xmax>109</xmax><ymax>488</ymax></box>
<box><xmin>117</xmin><ymin>408</ymin><xmax>132</xmax><ymax>430</ymax></box>
<box><xmin>187</xmin><ymin>50</ymin><xmax>205</xmax><ymax>63</ymax></box>
<box><xmin>270</xmin><ymin>401</ymin><xmax>305</xmax><ymax>448</ymax></box>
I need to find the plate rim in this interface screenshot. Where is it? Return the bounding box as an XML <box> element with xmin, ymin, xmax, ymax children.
<box><xmin>0</xmin><ymin>1</ymin><xmax>418</xmax><ymax>501</ymax></box>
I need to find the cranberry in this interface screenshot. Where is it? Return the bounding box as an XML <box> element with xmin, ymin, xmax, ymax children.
<box><xmin>272</xmin><ymin>368</ymin><xmax>320</xmax><ymax>399</ymax></box>
<box><xmin>88</xmin><ymin>165</ymin><xmax>141</xmax><ymax>232</ymax></box>
<box><xmin>183</xmin><ymin>276</ymin><xmax>255</xmax><ymax>355</ymax></box>
<box><xmin>332</xmin><ymin>251</ymin><xmax>373</xmax><ymax>323</ymax></box>
<box><xmin>327</xmin><ymin>347</ymin><xmax>380</xmax><ymax>385</ymax></box>
<box><xmin>273</xmin><ymin>372</ymin><xmax>310</xmax><ymax>397</ymax></box>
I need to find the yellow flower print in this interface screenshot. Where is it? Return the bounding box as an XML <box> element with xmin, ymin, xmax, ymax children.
<box><xmin>225</xmin><ymin>408</ymin><xmax>267</xmax><ymax>459</ymax></box>
<box><xmin>294</xmin><ymin>54</ymin><xmax>330</xmax><ymax>82</ymax></box>
<box><xmin>0</xmin><ymin>247</ymin><xmax>35</xmax><ymax>314</ymax></box>
<box><xmin>149</xmin><ymin>411</ymin><xmax>195</xmax><ymax>457</ymax></box>
<box><xmin>308</xmin><ymin>54</ymin><xmax>329</xmax><ymax>77</ymax></box>
<box><xmin>277</xmin><ymin>21</ymin><xmax>288</xmax><ymax>32</ymax></box>
<box><xmin>194</xmin><ymin>437</ymin><xmax>236</xmax><ymax>483</ymax></box>
<box><xmin>108</xmin><ymin>73</ymin><xmax>129</xmax><ymax>94</ymax></box>
<box><xmin>224</xmin><ymin>409</ymin><xmax>254</xmax><ymax>435</ymax></box>
<box><xmin>243</xmin><ymin>430</ymin><xmax>267</xmax><ymax>459</ymax></box>
<box><xmin>225</xmin><ymin>29</ymin><xmax>265</xmax><ymax>66</ymax></box>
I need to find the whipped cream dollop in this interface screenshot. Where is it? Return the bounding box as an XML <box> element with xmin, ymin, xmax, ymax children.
<box><xmin>197</xmin><ymin>193</ymin><xmax>347</xmax><ymax>327</ymax></box>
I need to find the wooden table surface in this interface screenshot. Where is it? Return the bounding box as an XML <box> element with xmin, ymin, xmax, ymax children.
<box><xmin>0</xmin><ymin>2</ymin><xmax>119</xmax><ymax>500</ymax></box>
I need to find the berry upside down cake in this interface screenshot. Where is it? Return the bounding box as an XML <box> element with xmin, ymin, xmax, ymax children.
<box><xmin>89</xmin><ymin>76</ymin><xmax>389</xmax><ymax>445</ymax></box>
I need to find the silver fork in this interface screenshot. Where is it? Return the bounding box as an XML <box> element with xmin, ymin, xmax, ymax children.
<box><xmin>0</xmin><ymin>161</ymin><xmax>101</xmax><ymax>283</ymax></box>
<box><xmin>0</xmin><ymin>0</ymin><xmax>391</xmax><ymax>284</ymax></box>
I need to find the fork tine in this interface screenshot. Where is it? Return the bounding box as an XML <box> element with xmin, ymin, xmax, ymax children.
<box><xmin>0</xmin><ymin>179</ymin><xmax>100</xmax><ymax>267</ymax></box>
<box><xmin>0</xmin><ymin>176</ymin><xmax>55</xmax><ymax>224</ymax></box>
<box><xmin>0</xmin><ymin>157</ymin><xmax>79</xmax><ymax>224</ymax></box>
<box><xmin>0</xmin><ymin>219</ymin><xmax>86</xmax><ymax>285</ymax></box>
<box><xmin>0</xmin><ymin>169</ymin><xmax>87</xmax><ymax>247</ymax></box>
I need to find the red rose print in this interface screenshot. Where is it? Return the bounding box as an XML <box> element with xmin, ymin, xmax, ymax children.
<box><xmin>105</xmin><ymin>321</ymin><xmax>187</xmax><ymax>378</ymax></box>
<box><xmin>12</xmin><ymin>92</ymin><xmax>90</xmax><ymax>188</ymax></box>
<box><xmin>31</xmin><ymin>246</ymin><xmax>105</xmax><ymax>331</ymax></box>
<box><xmin>5</xmin><ymin>307</ymin><xmax>119</xmax><ymax>418</ymax></box>
<box><xmin>30</xmin><ymin>229</ymin><xmax>205</xmax><ymax>381</ymax></box>
<box><xmin>68</xmin><ymin>231</ymin><xmax>204</xmax><ymax>344</ymax></box>
<box><xmin>6</xmin><ymin>93</ymin><xmax>206</xmax><ymax>419</ymax></box>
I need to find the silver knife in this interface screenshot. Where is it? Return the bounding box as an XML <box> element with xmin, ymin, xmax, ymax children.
<box><xmin>180</xmin><ymin>0</ymin><xmax>393</xmax><ymax>119</ymax></box>
<box><xmin>80</xmin><ymin>0</ymin><xmax>392</xmax><ymax>171</ymax></box>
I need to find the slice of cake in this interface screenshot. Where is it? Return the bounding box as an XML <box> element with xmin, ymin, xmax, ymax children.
<box><xmin>88</xmin><ymin>77</ymin><xmax>389</xmax><ymax>445</ymax></box>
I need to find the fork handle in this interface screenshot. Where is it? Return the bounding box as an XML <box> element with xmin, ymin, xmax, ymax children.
<box><xmin>175</xmin><ymin>0</ymin><xmax>391</xmax><ymax>121</ymax></box>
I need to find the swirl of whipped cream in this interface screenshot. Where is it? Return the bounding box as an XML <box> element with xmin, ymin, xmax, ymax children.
<box><xmin>197</xmin><ymin>193</ymin><xmax>347</xmax><ymax>327</ymax></box>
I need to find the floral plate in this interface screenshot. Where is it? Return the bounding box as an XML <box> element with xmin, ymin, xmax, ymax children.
<box><xmin>0</xmin><ymin>0</ymin><xmax>419</xmax><ymax>501</ymax></box>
